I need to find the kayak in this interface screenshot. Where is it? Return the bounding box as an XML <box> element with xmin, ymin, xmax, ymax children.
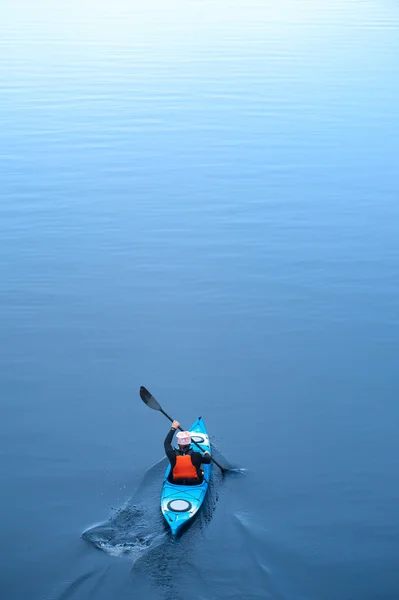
<box><xmin>161</xmin><ymin>417</ymin><xmax>212</xmax><ymax>535</ymax></box>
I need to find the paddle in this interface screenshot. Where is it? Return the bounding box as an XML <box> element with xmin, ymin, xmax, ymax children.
<box><xmin>139</xmin><ymin>386</ymin><xmax>227</xmax><ymax>473</ymax></box>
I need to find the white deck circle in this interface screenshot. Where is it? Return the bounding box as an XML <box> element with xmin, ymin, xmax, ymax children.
<box><xmin>168</xmin><ymin>499</ymin><xmax>192</xmax><ymax>512</ymax></box>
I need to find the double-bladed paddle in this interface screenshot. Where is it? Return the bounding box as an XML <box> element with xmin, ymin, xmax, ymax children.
<box><xmin>139</xmin><ymin>385</ymin><xmax>227</xmax><ymax>473</ymax></box>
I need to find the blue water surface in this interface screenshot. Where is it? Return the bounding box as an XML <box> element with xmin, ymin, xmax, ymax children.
<box><xmin>1</xmin><ymin>1</ymin><xmax>399</xmax><ymax>599</ymax></box>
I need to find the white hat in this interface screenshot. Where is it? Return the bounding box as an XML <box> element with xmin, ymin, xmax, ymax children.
<box><xmin>176</xmin><ymin>431</ymin><xmax>191</xmax><ymax>445</ymax></box>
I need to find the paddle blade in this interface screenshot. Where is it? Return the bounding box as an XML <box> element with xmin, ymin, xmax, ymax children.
<box><xmin>140</xmin><ymin>386</ymin><xmax>162</xmax><ymax>411</ymax></box>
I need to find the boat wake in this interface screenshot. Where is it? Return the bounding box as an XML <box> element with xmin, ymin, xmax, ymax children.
<box><xmin>82</xmin><ymin>458</ymin><xmax>168</xmax><ymax>561</ymax></box>
<box><xmin>82</xmin><ymin>503</ymin><xmax>167</xmax><ymax>560</ymax></box>
<box><xmin>82</xmin><ymin>454</ymin><xmax>224</xmax><ymax>561</ymax></box>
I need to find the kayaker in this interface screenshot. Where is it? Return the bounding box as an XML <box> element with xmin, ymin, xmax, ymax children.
<box><xmin>164</xmin><ymin>420</ymin><xmax>211</xmax><ymax>485</ymax></box>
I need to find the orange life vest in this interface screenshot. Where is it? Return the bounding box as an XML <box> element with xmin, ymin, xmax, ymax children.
<box><xmin>172</xmin><ymin>454</ymin><xmax>198</xmax><ymax>480</ymax></box>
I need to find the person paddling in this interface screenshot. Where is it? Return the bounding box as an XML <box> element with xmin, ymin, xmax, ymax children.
<box><xmin>164</xmin><ymin>420</ymin><xmax>211</xmax><ymax>485</ymax></box>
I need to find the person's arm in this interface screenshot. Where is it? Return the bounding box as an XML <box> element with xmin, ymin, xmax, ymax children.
<box><xmin>191</xmin><ymin>451</ymin><xmax>212</xmax><ymax>466</ymax></box>
<box><xmin>164</xmin><ymin>420</ymin><xmax>179</xmax><ymax>465</ymax></box>
<box><xmin>201</xmin><ymin>451</ymin><xmax>212</xmax><ymax>465</ymax></box>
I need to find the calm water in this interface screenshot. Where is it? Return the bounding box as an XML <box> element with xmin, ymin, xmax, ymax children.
<box><xmin>2</xmin><ymin>1</ymin><xmax>399</xmax><ymax>599</ymax></box>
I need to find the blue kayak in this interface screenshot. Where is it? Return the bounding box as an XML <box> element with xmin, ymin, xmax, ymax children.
<box><xmin>161</xmin><ymin>417</ymin><xmax>212</xmax><ymax>535</ymax></box>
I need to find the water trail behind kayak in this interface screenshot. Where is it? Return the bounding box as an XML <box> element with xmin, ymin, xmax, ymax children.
<box><xmin>82</xmin><ymin>458</ymin><xmax>168</xmax><ymax>561</ymax></box>
<box><xmin>82</xmin><ymin>457</ymin><xmax>224</xmax><ymax>561</ymax></box>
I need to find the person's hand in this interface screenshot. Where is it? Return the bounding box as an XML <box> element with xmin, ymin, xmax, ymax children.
<box><xmin>171</xmin><ymin>420</ymin><xmax>179</xmax><ymax>430</ymax></box>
